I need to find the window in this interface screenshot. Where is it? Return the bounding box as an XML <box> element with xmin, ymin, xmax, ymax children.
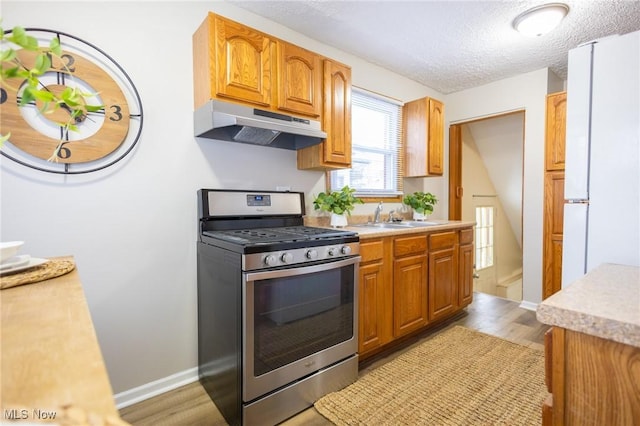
<box><xmin>330</xmin><ymin>88</ymin><xmax>403</xmax><ymax>197</ymax></box>
<box><xmin>475</xmin><ymin>206</ymin><xmax>495</xmax><ymax>270</ymax></box>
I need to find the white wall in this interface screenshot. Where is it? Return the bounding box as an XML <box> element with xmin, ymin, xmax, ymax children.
<box><xmin>1</xmin><ymin>1</ymin><xmax>445</xmax><ymax>402</ymax></box>
<box><xmin>447</xmin><ymin>68</ymin><xmax>563</xmax><ymax>307</ymax></box>
<box><xmin>461</xmin><ymin>125</ymin><xmax>523</xmax><ymax>286</ymax></box>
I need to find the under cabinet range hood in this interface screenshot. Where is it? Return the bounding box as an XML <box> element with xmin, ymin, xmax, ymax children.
<box><xmin>194</xmin><ymin>99</ymin><xmax>327</xmax><ymax>150</ymax></box>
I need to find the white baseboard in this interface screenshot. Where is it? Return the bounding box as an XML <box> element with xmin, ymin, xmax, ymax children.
<box><xmin>114</xmin><ymin>367</ymin><xmax>199</xmax><ymax>409</ymax></box>
<box><xmin>519</xmin><ymin>300</ymin><xmax>538</xmax><ymax>311</ymax></box>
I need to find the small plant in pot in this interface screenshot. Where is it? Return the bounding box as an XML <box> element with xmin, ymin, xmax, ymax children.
<box><xmin>403</xmin><ymin>192</ymin><xmax>438</xmax><ymax>220</ymax></box>
<box><xmin>313</xmin><ymin>185</ymin><xmax>364</xmax><ymax>227</ymax></box>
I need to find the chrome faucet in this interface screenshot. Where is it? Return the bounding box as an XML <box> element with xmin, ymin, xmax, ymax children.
<box><xmin>387</xmin><ymin>210</ymin><xmax>396</xmax><ymax>222</ymax></box>
<box><xmin>373</xmin><ymin>202</ymin><xmax>383</xmax><ymax>223</ymax></box>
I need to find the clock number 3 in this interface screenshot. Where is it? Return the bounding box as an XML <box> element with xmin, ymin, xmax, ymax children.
<box><xmin>109</xmin><ymin>104</ymin><xmax>123</xmax><ymax>122</ymax></box>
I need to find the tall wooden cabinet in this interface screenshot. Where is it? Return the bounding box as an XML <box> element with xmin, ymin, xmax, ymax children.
<box><xmin>404</xmin><ymin>97</ymin><xmax>445</xmax><ymax>177</ymax></box>
<box><xmin>543</xmin><ymin>91</ymin><xmax>567</xmax><ymax>299</ymax></box>
<box><xmin>427</xmin><ymin>232</ymin><xmax>458</xmax><ymax>322</ymax></box>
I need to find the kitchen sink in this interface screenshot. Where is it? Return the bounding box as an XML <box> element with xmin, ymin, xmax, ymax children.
<box><xmin>352</xmin><ymin>221</ymin><xmax>444</xmax><ymax>229</ymax></box>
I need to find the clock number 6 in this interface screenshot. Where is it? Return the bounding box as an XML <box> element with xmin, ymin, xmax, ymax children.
<box><xmin>57</xmin><ymin>141</ymin><xmax>71</xmax><ymax>159</ymax></box>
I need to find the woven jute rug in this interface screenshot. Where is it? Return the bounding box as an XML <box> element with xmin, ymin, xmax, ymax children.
<box><xmin>315</xmin><ymin>326</ymin><xmax>546</xmax><ymax>425</ymax></box>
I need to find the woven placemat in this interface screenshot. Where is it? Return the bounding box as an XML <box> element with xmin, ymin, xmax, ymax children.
<box><xmin>0</xmin><ymin>258</ymin><xmax>76</xmax><ymax>290</ymax></box>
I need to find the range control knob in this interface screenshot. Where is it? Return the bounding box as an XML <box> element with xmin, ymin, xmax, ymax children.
<box><xmin>327</xmin><ymin>247</ymin><xmax>336</xmax><ymax>256</ymax></box>
<box><xmin>281</xmin><ymin>252</ymin><xmax>294</xmax><ymax>263</ymax></box>
<box><xmin>306</xmin><ymin>249</ymin><xmax>318</xmax><ymax>260</ymax></box>
<box><xmin>264</xmin><ymin>254</ymin><xmax>278</xmax><ymax>267</ymax></box>
<box><xmin>341</xmin><ymin>245</ymin><xmax>352</xmax><ymax>255</ymax></box>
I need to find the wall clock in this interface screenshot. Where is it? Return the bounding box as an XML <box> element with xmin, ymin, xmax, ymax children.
<box><xmin>0</xmin><ymin>28</ymin><xmax>143</xmax><ymax>174</ymax></box>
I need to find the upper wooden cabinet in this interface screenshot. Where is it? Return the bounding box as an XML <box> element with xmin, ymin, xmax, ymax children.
<box><xmin>297</xmin><ymin>59</ymin><xmax>352</xmax><ymax>170</ymax></box>
<box><xmin>276</xmin><ymin>43</ymin><xmax>322</xmax><ymax>117</ymax></box>
<box><xmin>545</xmin><ymin>92</ymin><xmax>567</xmax><ymax>171</ymax></box>
<box><xmin>193</xmin><ymin>12</ymin><xmax>325</xmax><ymax>119</ymax></box>
<box><xmin>404</xmin><ymin>96</ymin><xmax>445</xmax><ymax>177</ymax></box>
<box><xmin>193</xmin><ymin>13</ymin><xmax>274</xmax><ymax>109</ymax></box>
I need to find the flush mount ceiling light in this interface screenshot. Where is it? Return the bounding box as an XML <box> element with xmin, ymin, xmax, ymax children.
<box><xmin>513</xmin><ymin>3</ymin><xmax>569</xmax><ymax>37</ymax></box>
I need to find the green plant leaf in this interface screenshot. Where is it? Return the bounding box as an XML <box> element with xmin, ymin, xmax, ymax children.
<box><xmin>49</xmin><ymin>37</ymin><xmax>61</xmax><ymax>56</ymax></box>
<box><xmin>1</xmin><ymin>47</ymin><xmax>16</xmax><ymax>62</ymax></box>
<box><xmin>33</xmin><ymin>53</ymin><xmax>51</xmax><ymax>75</ymax></box>
<box><xmin>85</xmin><ymin>104</ymin><xmax>104</xmax><ymax>112</ymax></box>
<box><xmin>29</xmin><ymin>89</ymin><xmax>55</xmax><ymax>102</ymax></box>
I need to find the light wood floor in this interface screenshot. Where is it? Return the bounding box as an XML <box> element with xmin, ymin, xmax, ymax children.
<box><xmin>119</xmin><ymin>292</ymin><xmax>548</xmax><ymax>425</ymax></box>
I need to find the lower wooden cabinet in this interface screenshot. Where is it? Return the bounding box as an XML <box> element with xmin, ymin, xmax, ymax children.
<box><xmin>543</xmin><ymin>327</ymin><xmax>640</xmax><ymax>425</ymax></box>
<box><xmin>428</xmin><ymin>232</ymin><xmax>458</xmax><ymax>322</ymax></box>
<box><xmin>358</xmin><ymin>227</ymin><xmax>474</xmax><ymax>359</ymax></box>
<box><xmin>458</xmin><ymin>229</ymin><xmax>474</xmax><ymax>307</ymax></box>
<box><xmin>358</xmin><ymin>239</ymin><xmax>392</xmax><ymax>355</ymax></box>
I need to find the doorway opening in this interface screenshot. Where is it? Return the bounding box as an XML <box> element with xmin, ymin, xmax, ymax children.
<box><xmin>449</xmin><ymin>111</ymin><xmax>525</xmax><ymax>301</ymax></box>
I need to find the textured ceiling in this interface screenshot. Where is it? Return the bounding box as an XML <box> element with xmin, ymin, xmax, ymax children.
<box><xmin>228</xmin><ymin>0</ymin><xmax>640</xmax><ymax>94</ymax></box>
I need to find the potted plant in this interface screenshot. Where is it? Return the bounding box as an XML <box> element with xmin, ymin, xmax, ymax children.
<box><xmin>313</xmin><ymin>185</ymin><xmax>364</xmax><ymax>227</ymax></box>
<box><xmin>403</xmin><ymin>192</ymin><xmax>438</xmax><ymax>220</ymax></box>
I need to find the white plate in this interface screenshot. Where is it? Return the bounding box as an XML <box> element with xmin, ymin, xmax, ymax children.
<box><xmin>0</xmin><ymin>257</ymin><xmax>48</xmax><ymax>275</ymax></box>
<box><xmin>0</xmin><ymin>241</ymin><xmax>24</xmax><ymax>263</ymax></box>
<box><xmin>0</xmin><ymin>254</ymin><xmax>31</xmax><ymax>270</ymax></box>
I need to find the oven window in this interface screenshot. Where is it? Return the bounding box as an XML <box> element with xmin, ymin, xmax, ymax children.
<box><xmin>252</xmin><ymin>265</ymin><xmax>355</xmax><ymax>376</ymax></box>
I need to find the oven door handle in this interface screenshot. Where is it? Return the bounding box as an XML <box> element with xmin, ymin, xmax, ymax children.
<box><xmin>244</xmin><ymin>256</ymin><xmax>361</xmax><ymax>281</ymax></box>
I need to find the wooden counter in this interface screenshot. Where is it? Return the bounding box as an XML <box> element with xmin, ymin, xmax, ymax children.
<box><xmin>1</xmin><ymin>256</ymin><xmax>123</xmax><ymax>423</ymax></box>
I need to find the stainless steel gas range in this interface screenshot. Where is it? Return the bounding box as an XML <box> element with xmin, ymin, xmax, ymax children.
<box><xmin>197</xmin><ymin>189</ymin><xmax>360</xmax><ymax>426</ymax></box>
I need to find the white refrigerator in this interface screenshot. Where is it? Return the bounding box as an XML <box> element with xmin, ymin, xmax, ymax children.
<box><xmin>562</xmin><ymin>30</ymin><xmax>640</xmax><ymax>287</ymax></box>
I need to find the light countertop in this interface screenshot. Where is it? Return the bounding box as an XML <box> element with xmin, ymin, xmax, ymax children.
<box><xmin>344</xmin><ymin>220</ymin><xmax>475</xmax><ymax>238</ymax></box>
<box><xmin>536</xmin><ymin>263</ymin><xmax>640</xmax><ymax>348</ymax></box>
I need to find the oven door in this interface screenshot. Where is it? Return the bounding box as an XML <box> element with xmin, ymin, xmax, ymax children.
<box><xmin>242</xmin><ymin>256</ymin><xmax>360</xmax><ymax>402</ymax></box>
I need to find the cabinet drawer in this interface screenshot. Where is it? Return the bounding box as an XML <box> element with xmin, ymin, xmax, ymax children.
<box><xmin>394</xmin><ymin>235</ymin><xmax>427</xmax><ymax>257</ymax></box>
<box><xmin>429</xmin><ymin>231</ymin><xmax>457</xmax><ymax>251</ymax></box>
<box><xmin>360</xmin><ymin>239</ymin><xmax>384</xmax><ymax>263</ymax></box>
<box><xmin>460</xmin><ymin>228</ymin><xmax>473</xmax><ymax>245</ymax></box>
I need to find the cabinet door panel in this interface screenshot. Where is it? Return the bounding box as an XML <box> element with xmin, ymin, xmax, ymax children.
<box><xmin>323</xmin><ymin>60</ymin><xmax>352</xmax><ymax>165</ymax></box>
<box><xmin>428</xmin><ymin>247</ymin><xmax>457</xmax><ymax>322</ymax></box>
<box><xmin>277</xmin><ymin>43</ymin><xmax>321</xmax><ymax>117</ymax></box>
<box><xmin>404</xmin><ymin>96</ymin><xmax>444</xmax><ymax>177</ymax></box>
<box><xmin>545</xmin><ymin>92</ymin><xmax>566</xmax><ymax>171</ymax></box>
<box><xmin>359</xmin><ymin>262</ymin><xmax>386</xmax><ymax>354</ymax></box>
<box><xmin>428</xmin><ymin>98</ymin><xmax>444</xmax><ymax>175</ymax></box>
<box><xmin>458</xmin><ymin>243</ymin><xmax>473</xmax><ymax>307</ymax></box>
<box><xmin>214</xmin><ymin>16</ymin><xmax>273</xmax><ymax>107</ymax></box>
<box><xmin>393</xmin><ymin>254</ymin><xmax>428</xmax><ymax>337</ymax></box>
<box><xmin>543</xmin><ymin>171</ymin><xmax>565</xmax><ymax>299</ymax></box>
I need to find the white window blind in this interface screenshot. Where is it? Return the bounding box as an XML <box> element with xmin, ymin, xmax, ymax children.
<box><xmin>330</xmin><ymin>88</ymin><xmax>403</xmax><ymax>197</ymax></box>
